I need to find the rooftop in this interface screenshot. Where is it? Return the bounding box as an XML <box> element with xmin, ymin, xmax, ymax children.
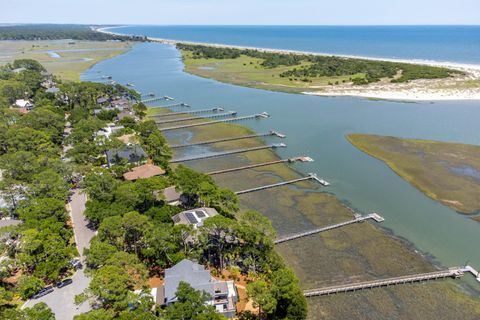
<box><xmin>123</xmin><ymin>163</ymin><xmax>165</xmax><ymax>181</ymax></box>
<box><xmin>106</xmin><ymin>144</ymin><xmax>147</xmax><ymax>166</ymax></box>
<box><xmin>172</xmin><ymin>207</ymin><xmax>218</xmax><ymax>228</ymax></box>
<box><xmin>162</xmin><ymin>186</ymin><xmax>182</xmax><ymax>203</ymax></box>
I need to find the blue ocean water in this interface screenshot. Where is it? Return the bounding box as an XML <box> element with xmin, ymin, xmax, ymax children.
<box><xmin>112</xmin><ymin>25</ymin><xmax>480</xmax><ymax>64</ymax></box>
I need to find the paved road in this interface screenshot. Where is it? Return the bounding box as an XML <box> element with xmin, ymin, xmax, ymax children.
<box><xmin>22</xmin><ymin>267</ymin><xmax>91</xmax><ymax>318</ymax></box>
<box><xmin>23</xmin><ymin>189</ymin><xmax>95</xmax><ymax>319</ymax></box>
<box><xmin>69</xmin><ymin>189</ymin><xmax>95</xmax><ymax>257</ymax></box>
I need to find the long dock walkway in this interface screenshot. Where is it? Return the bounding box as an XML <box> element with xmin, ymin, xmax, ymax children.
<box><xmin>235</xmin><ymin>172</ymin><xmax>329</xmax><ymax>195</ymax></box>
<box><xmin>208</xmin><ymin>156</ymin><xmax>313</xmax><ymax>175</ymax></box>
<box><xmin>303</xmin><ymin>266</ymin><xmax>479</xmax><ymax>297</ymax></box>
<box><xmin>141</xmin><ymin>96</ymin><xmax>174</xmax><ymax>103</ymax></box>
<box><xmin>170</xmin><ymin>131</ymin><xmax>285</xmax><ymax>149</ymax></box>
<box><xmin>170</xmin><ymin>143</ymin><xmax>286</xmax><ymax>163</ymax></box>
<box><xmin>150</xmin><ymin>107</ymin><xmax>224</xmax><ymax>118</ymax></box>
<box><xmin>160</xmin><ymin>112</ymin><xmax>269</xmax><ymax>132</ymax></box>
<box><xmin>155</xmin><ymin>111</ymin><xmax>237</xmax><ymax>124</ymax></box>
<box><xmin>275</xmin><ymin>213</ymin><xmax>385</xmax><ymax>244</ymax></box>
<box><xmin>148</xmin><ymin>102</ymin><xmax>189</xmax><ymax>109</ymax></box>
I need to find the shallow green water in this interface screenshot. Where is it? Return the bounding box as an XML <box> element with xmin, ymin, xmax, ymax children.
<box><xmin>82</xmin><ymin>43</ymin><xmax>480</xmax><ymax>280</ymax></box>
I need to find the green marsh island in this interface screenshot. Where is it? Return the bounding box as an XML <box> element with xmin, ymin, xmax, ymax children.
<box><xmin>177</xmin><ymin>43</ymin><xmax>480</xmax><ymax>101</ymax></box>
<box><xmin>347</xmin><ymin>134</ymin><xmax>480</xmax><ymax>219</ymax></box>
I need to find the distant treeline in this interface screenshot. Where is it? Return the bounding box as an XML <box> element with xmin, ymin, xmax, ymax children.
<box><xmin>0</xmin><ymin>24</ymin><xmax>146</xmax><ymax>41</ymax></box>
<box><xmin>177</xmin><ymin>43</ymin><xmax>462</xmax><ymax>84</ymax></box>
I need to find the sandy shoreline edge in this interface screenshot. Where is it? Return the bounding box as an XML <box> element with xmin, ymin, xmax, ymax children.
<box><xmin>97</xmin><ymin>26</ymin><xmax>480</xmax><ymax>101</ymax></box>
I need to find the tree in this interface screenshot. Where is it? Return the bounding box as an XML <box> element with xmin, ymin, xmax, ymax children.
<box><xmin>163</xmin><ymin>282</ymin><xmax>225</xmax><ymax>320</ymax></box>
<box><xmin>89</xmin><ymin>265</ymin><xmax>132</xmax><ymax>311</ymax></box>
<box><xmin>85</xmin><ymin>239</ymin><xmax>118</xmax><ymax>268</ymax></box>
<box><xmin>85</xmin><ymin>200</ymin><xmax>128</xmax><ymax>228</ymax></box>
<box><xmin>74</xmin><ymin>309</ymin><xmax>116</xmax><ymax>320</ymax></box>
<box><xmin>199</xmin><ymin>185</ymin><xmax>239</xmax><ymax>217</ymax></box>
<box><xmin>18</xmin><ymin>197</ymin><xmax>67</xmax><ymax>224</ymax></box>
<box><xmin>132</xmin><ymin>102</ymin><xmax>147</xmax><ymax>119</ymax></box>
<box><xmin>121</xmin><ymin>211</ymin><xmax>151</xmax><ymax>254</ymax></box>
<box><xmin>28</xmin><ymin>169</ymin><xmax>69</xmax><ymax>200</ymax></box>
<box><xmin>247</xmin><ymin>280</ymin><xmax>277</xmax><ymax>318</ymax></box>
<box><xmin>237</xmin><ymin>211</ymin><xmax>275</xmax><ymax>272</ymax></box>
<box><xmin>18</xmin><ymin>275</ymin><xmax>44</xmax><ymax>299</ymax></box>
<box><xmin>142</xmin><ymin>223</ymin><xmax>183</xmax><ymax>268</ymax></box>
<box><xmin>23</xmin><ymin>302</ymin><xmax>55</xmax><ymax>320</ymax></box>
<box><xmin>106</xmin><ymin>251</ymin><xmax>148</xmax><ymax>289</ymax></box>
<box><xmin>271</xmin><ymin>268</ymin><xmax>307</xmax><ymax>320</ymax></box>
<box><xmin>82</xmin><ymin>169</ymin><xmax>118</xmax><ymax>202</ymax></box>
<box><xmin>174</xmin><ymin>165</ymin><xmax>215</xmax><ymax>195</ymax></box>
<box><xmin>199</xmin><ymin>216</ymin><xmax>239</xmax><ymax>269</ymax></box>
<box><xmin>143</xmin><ymin>131</ymin><xmax>172</xmax><ymax>167</ymax></box>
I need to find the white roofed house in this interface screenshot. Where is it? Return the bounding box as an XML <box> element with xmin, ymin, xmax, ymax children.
<box><xmin>95</xmin><ymin>123</ymin><xmax>125</xmax><ymax>139</ymax></box>
<box><xmin>14</xmin><ymin>99</ymin><xmax>34</xmax><ymax>110</ymax></box>
<box><xmin>151</xmin><ymin>259</ymin><xmax>237</xmax><ymax>318</ymax></box>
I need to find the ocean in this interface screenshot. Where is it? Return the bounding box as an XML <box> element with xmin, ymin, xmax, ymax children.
<box><xmin>111</xmin><ymin>25</ymin><xmax>480</xmax><ymax>64</ymax></box>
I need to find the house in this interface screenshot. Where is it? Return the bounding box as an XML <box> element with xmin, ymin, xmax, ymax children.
<box><xmin>152</xmin><ymin>259</ymin><xmax>237</xmax><ymax>318</ymax></box>
<box><xmin>96</xmin><ymin>123</ymin><xmax>125</xmax><ymax>138</ymax></box>
<box><xmin>14</xmin><ymin>99</ymin><xmax>34</xmax><ymax>109</ymax></box>
<box><xmin>159</xmin><ymin>186</ymin><xmax>182</xmax><ymax>205</ymax></box>
<box><xmin>12</xmin><ymin>67</ymin><xmax>26</xmax><ymax>73</ymax></box>
<box><xmin>41</xmin><ymin>79</ymin><xmax>56</xmax><ymax>89</ymax></box>
<box><xmin>172</xmin><ymin>207</ymin><xmax>218</xmax><ymax>229</ymax></box>
<box><xmin>111</xmin><ymin>98</ymin><xmax>132</xmax><ymax>110</ymax></box>
<box><xmin>105</xmin><ymin>144</ymin><xmax>147</xmax><ymax>167</ymax></box>
<box><xmin>45</xmin><ymin>87</ymin><xmax>60</xmax><ymax>94</ymax></box>
<box><xmin>96</xmin><ymin>97</ymin><xmax>109</xmax><ymax>105</ymax></box>
<box><xmin>117</xmin><ymin>133</ymin><xmax>137</xmax><ymax>144</ymax></box>
<box><xmin>123</xmin><ymin>163</ymin><xmax>165</xmax><ymax>181</ymax></box>
<box><xmin>117</xmin><ymin>110</ymin><xmax>136</xmax><ymax>121</ymax></box>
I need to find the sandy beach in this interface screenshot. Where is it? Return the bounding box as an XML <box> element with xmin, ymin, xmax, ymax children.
<box><xmin>98</xmin><ymin>26</ymin><xmax>480</xmax><ymax>101</ymax></box>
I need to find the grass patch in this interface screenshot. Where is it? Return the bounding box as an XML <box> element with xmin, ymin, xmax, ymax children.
<box><xmin>347</xmin><ymin>134</ymin><xmax>480</xmax><ymax>215</ymax></box>
<box><xmin>0</xmin><ymin>40</ymin><xmax>132</xmax><ymax>81</ymax></box>
<box><xmin>178</xmin><ymin>44</ymin><xmax>462</xmax><ymax>95</ymax></box>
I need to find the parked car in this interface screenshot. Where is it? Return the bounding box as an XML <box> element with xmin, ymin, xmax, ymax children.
<box><xmin>32</xmin><ymin>286</ymin><xmax>54</xmax><ymax>299</ymax></box>
<box><xmin>69</xmin><ymin>258</ymin><xmax>82</xmax><ymax>269</ymax></box>
<box><xmin>55</xmin><ymin>278</ymin><xmax>73</xmax><ymax>288</ymax></box>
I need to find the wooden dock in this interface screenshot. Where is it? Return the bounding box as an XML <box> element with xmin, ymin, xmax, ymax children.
<box><xmin>148</xmin><ymin>102</ymin><xmax>189</xmax><ymax>109</ymax></box>
<box><xmin>149</xmin><ymin>107</ymin><xmax>224</xmax><ymax>118</ymax></box>
<box><xmin>160</xmin><ymin>112</ymin><xmax>270</xmax><ymax>132</ymax></box>
<box><xmin>208</xmin><ymin>156</ymin><xmax>313</xmax><ymax>175</ymax></box>
<box><xmin>235</xmin><ymin>172</ymin><xmax>328</xmax><ymax>195</ymax></box>
<box><xmin>154</xmin><ymin>111</ymin><xmax>237</xmax><ymax>124</ymax></box>
<box><xmin>170</xmin><ymin>143</ymin><xmax>286</xmax><ymax>163</ymax></box>
<box><xmin>170</xmin><ymin>131</ymin><xmax>285</xmax><ymax>149</ymax></box>
<box><xmin>303</xmin><ymin>267</ymin><xmax>466</xmax><ymax>297</ymax></box>
<box><xmin>275</xmin><ymin>213</ymin><xmax>385</xmax><ymax>244</ymax></box>
<box><xmin>142</xmin><ymin>95</ymin><xmax>174</xmax><ymax>103</ymax></box>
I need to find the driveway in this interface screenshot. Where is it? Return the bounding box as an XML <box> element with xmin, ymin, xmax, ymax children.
<box><xmin>69</xmin><ymin>189</ymin><xmax>95</xmax><ymax>257</ymax></box>
<box><xmin>22</xmin><ymin>189</ymin><xmax>95</xmax><ymax>318</ymax></box>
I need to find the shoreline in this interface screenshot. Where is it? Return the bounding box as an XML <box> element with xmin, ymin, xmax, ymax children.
<box><xmin>97</xmin><ymin>26</ymin><xmax>480</xmax><ymax>101</ymax></box>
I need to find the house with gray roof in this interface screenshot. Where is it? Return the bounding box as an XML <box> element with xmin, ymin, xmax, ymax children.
<box><xmin>151</xmin><ymin>259</ymin><xmax>237</xmax><ymax>318</ymax></box>
<box><xmin>105</xmin><ymin>144</ymin><xmax>147</xmax><ymax>167</ymax></box>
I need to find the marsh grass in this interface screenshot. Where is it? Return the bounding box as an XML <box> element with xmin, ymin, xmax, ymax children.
<box><xmin>347</xmin><ymin>134</ymin><xmax>480</xmax><ymax>216</ymax></box>
<box><xmin>150</xmin><ymin>107</ymin><xmax>480</xmax><ymax>319</ymax></box>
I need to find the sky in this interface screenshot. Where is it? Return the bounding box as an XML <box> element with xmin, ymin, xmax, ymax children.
<box><xmin>1</xmin><ymin>0</ymin><xmax>479</xmax><ymax>25</ymax></box>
